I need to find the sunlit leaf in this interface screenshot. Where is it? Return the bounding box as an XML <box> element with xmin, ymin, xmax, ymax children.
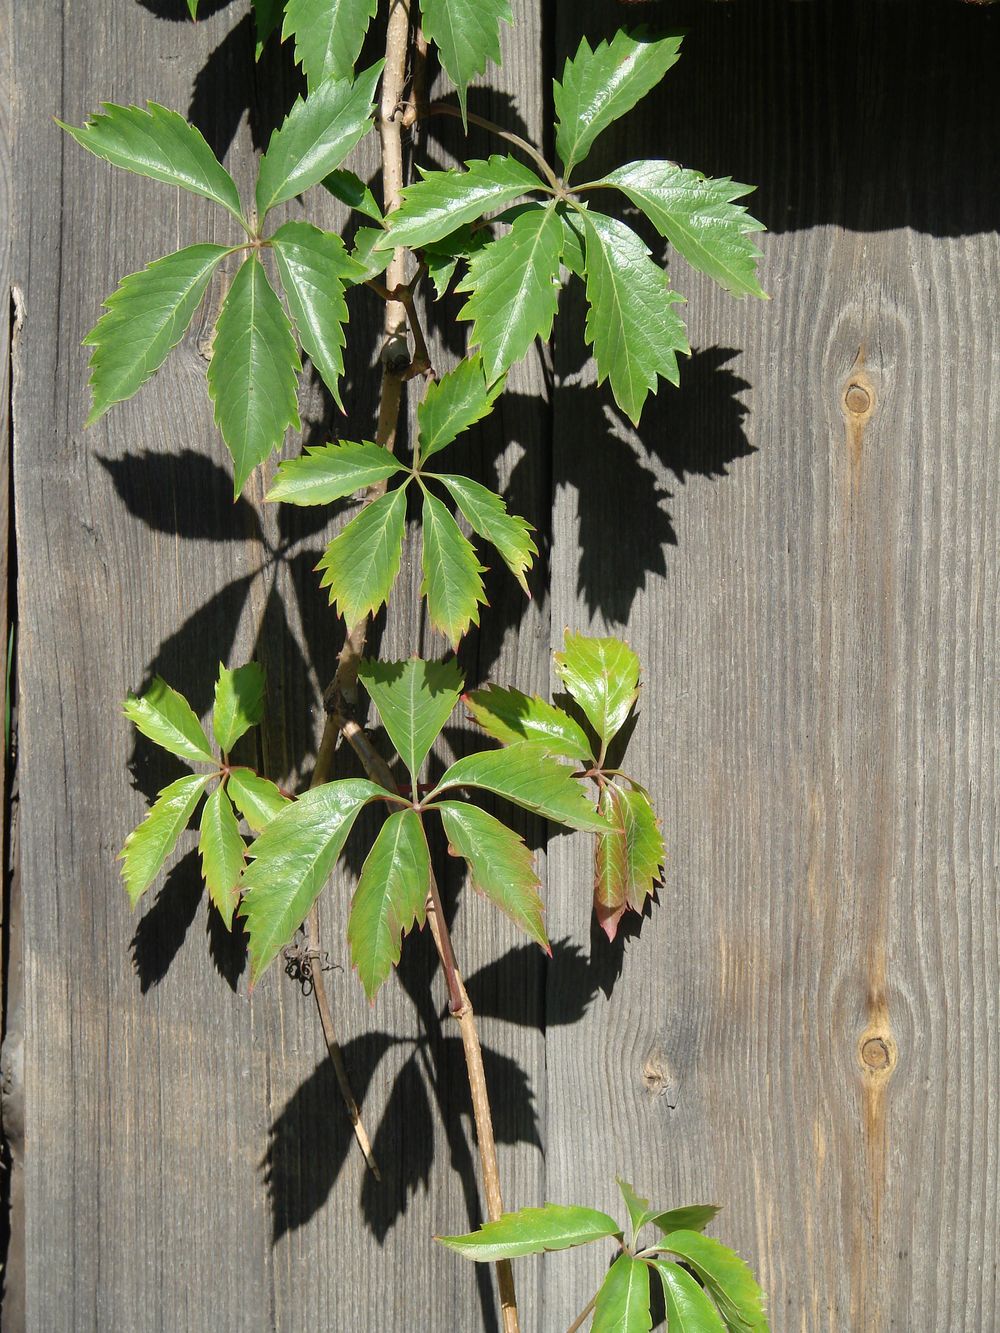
<box><xmin>595</xmin><ymin>785</ymin><xmax>629</xmax><ymax>940</ymax></box>
<box><xmin>375</xmin><ymin>156</ymin><xmax>542</xmax><ymax>252</ymax></box>
<box><xmin>619</xmin><ymin>787</ymin><xmax>663</xmax><ymax>913</ymax></box>
<box><xmin>649</xmin><ymin>1261</ymin><xmax>726</xmax><ymax>1332</ymax></box>
<box><xmin>212</xmin><ymin>661</ymin><xmax>266</xmax><ymax>755</ymax></box>
<box><xmin>124</xmin><ymin>676</ymin><xmax>215</xmax><ymax>765</ymax></box>
<box><xmin>350</xmin><ymin>225</ymin><xmax>392</xmax><ymax>280</ymax></box>
<box><xmin>659</xmin><ymin>1232</ymin><xmax>769</xmax><ymax>1333</ymax></box>
<box><xmin>436</xmin><ymin>474</ymin><xmax>536</xmax><ymax>594</ymax></box>
<box><xmin>269</xmin><ymin>440</ymin><xmax>405</xmax><ymax>506</ymax></box>
<box><xmin>348</xmin><ymin>809</ymin><xmax>430</xmax><ymax>1000</ymax></box>
<box><xmin>357</xmin><ymin>657</ymin><xmax>463</xmax><ymax>782</ymax></box>
<box><xmin>316</xmin><ymin>486</ymin><xmax>407</xmax><ymax>626</ymax></box>
<box><xmin>438</xmin><ymin>800</ymin><xmax>547</xmax><ymax>950</ymax></box>
<box><xmin>227</xmin><ymin>769</ymin><xmax>291</xmax><ymax>833</ymax></box>
<box><xmin>417</xmin><ymin>354</ymin><xmax>505</xmax><ymax>465</ymax></box>
<box><xmin>464</xmin><ymin>685</ymin><xmax>591</xmax><ymax>760</ymax></box>
<box><xmin>421</xmin><ymin>0</ymin><xmax>512</xmax><ymax>120</ymax></box>
<box><xmin>429</xmin><ymin>742</ymin><xmax>609</xmax><ymax>832</ymax></box>
<box><xmin>437</xmin><ymin>1203</ymin><xmax>621</xmax><ymax>1261</ymax></box>
<box><xmin>420</xmin><ymin>489</ymin><xmax>486</xmax><ymax>648</ymax></box>
<box><xmin>595</xmin><ymin>786</ymin><xmax>663</xmax><ymax>939</ymax></box>
<box><xmin>120</xmin><ymin>773</ymin><xmax>211</xmax><ymax>906</ymax></box>
<box><xmin>554</xmin><ymin>631</ymin><xmax>641</xmax><ymax>748</ymax></box>
<box><xmin>592</xmin><ymin>1254</ymin><xmax>652</xmax><ymax>1333</ymax></box>
<box><xmin>283</xmin><ymin>0</ymin><xmax>378</xmax><ymax>88</ymax></box>
<box><xmin>199</xmin><ymin>784</ymin><xmax>246</xmax><ymax>927</ymax></box>
<box><xmin>616</xmin><ymin>1178</ymin><xmax>657</xmax><ymax>1239</ymax></box>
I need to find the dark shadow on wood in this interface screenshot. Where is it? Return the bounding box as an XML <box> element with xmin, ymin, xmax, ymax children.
<box><xmin>130</xmin><ymin>848</ymin><xmax>204</xmax><ymax>992</ymax></box>
<box><xmin>206</xmin><ymin>901</ymin><xmax>248</xmax><ymax>991</ymax></box>
<box><xmin>136</xmin><ymin>0</ymin><xmax>234</xmax><ymax>19</ymax></box>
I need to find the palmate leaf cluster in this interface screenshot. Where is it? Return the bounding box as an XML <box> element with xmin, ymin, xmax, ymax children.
<box><xmin>439</xmin><ymin>1178</ymin><xmax>769</xmax><ymax>1332</ymax></box>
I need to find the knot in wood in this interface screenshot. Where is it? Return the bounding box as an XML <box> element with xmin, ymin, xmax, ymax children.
<box><xmin>845</xmin><ymin>382</ymin><xmax>872</xmax><ymax>415</ymax></box>
<box><xmin>860</xmin><ymin>1035</ymin><xmax>892</xmax><ymax>1072</ymax></box>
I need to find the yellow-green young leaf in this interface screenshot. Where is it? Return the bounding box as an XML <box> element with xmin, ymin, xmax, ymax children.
<box><xmin>464</xmin><ymin>685</ymin><xmax>592</xmax><ymax>760</ymax></box>
<box><xmin>421</xmin><ymin>0</ymin><xmax>512</xmax><ymax>120</ymax></box>
<box><xmin>650</xmin><ymin>1205</ymin><xmax>720</xmax><ymax>1236</ymax></box>
<box><xmin>416</xmin><ymin>355</ymin><xmax>505</xmax><ymax>465</ymax></box>
<box><xmin>255</xmin><ymin>62</ymin><xmax>381</xmax><ymax>219</ymax></box>
<box><xmin>59</xmin><ymin>103</ymin><xmax>246</xmax><ymax>226</ymax></box>
<box><xmin>240</xmin><ymin>779</ymin><xmax>386</xmax><ymax>984</ymax></box>
<box><xmin>321</xmin><ymin>167</ymin><xmax>383</xmax><ymax>221</ymax></box>
<box><xmin>253</xmin><ymin>0</ymin><xmax>284</xmax><ymax>57</ymax></box>
<box><xmin>554</xmin><ymin>631</ymin><xmax>641</xmax><ymax>747</ymax></box>
<box><xmin>227</xmin><ymin>769</ymin><xmax>290</xmax><ymax>832</ymax></box>
<box><xmin>600</xmin><ymin>161</ymin><xmax>767</xmax><ymax>299</ymax></box>
<box><xmin>316</xmin><ymin>486</ymin><xmax>407</xmax><ymax>626</ymax></box>
<box><xmin>620</xmin><ymin>787</ymin><xmax>664</xmax><ymax>913</ymax></box>
<box><xmin>435</xmin><ymin>474</ymin><xmax>536</xmax><ymax>595</ymax></box>
<box><xmin>617</xmin><ymin>1178</ymin><xmax>657</xmax><ymax>1239</ymax></box>
<box><xmin>208</xmin><ymin>256</ymin><xmax>301</xmax><ymax>496</ymax></box>
<box><xmin>375</xmin><ymin>156</ymin><xmax>543</xmax><ymax>252</ymax></box>
<box><xmin>595</xmin><ymin>785</ymin><xmax>664</xmax><ymax>939</ymax></box>
<box><xmin>659</xmin><ymin>1232</ymin><xmax>768</xmax><ymax>1333</ymax></box>
<box><xmin>212</xmin><ymin>661</ymin><xmax>266</xmax><ymax>754</ymax></box>
<box><xmin>595</xmin><ymin>785</ymin><xmax>629</xmax><ymax>940</ymax></box>
<box><xmin>187</xmin><ymin>0</ymin><xmax>198</xmax><ymax>16</ymax></box>
<box><xmin>649</xmin><ymin>1261</ymin><xmax>726</xmax><ymax>1333</ymax></box>
<box><xmin>428</xmin><ymin>742</ymin><xmax>609</xmax><ymax>833</ymax></box>
<box><xmin>456</xmin><ymin>203</ymin><xmax>563</xmax><ymax>383</ymax></box>
<box><xmin>592</xmin><ymin>1255</ymin><xmax>652</xmax><ymax>1333</ymax></box>
<box><xmin>271</xmin><ymin>221</ymin><xmax>368</xmax><ymax>411</ymax></box>
<box><xmin>123</xmin><ymin>676</ymin><xmax>215</xmax><ymax>764</ymax></box>
<box><xmin>357</xmin><ymin>657</ymin><xmax>463</xmax><ymax>783</ymax></box>
<box><xmin>282</xmin><ymin>0</ymin><xmax>378</xmax><ymax>88</ymax></box>
<box><xmin>437</xmin><ymin>801</ymin><xmax>547</xmax><ymax>951</ymax></box>
<box><xmin>348</xmin><ymin>809</ymin><xmax>430</xmax><ymax>1000</ymax></box>
<box><xmin>582</xmin><ymin>211</ymin><xmax>689</xmax><ymax>425</ymax></box>
<box><xmin>83</xmin><ymin>244</ymin><xmax>229</xmax><ymax>425</ymax></box>
<box><xmin>420</xmin><ymin>489</ymin><xmax>486</xmax><ymax>648</ymax></box>
<box><xmin>269</xmin><ymin>440</ymin><xmax>405</xmax><ymax>506</ymax></box>
<box><xmin>554</xmin><ymin>29</ymin><xmax>683</xmax><ymax>176</ymax></box>
<box><xmin>120</xmin><ymin>773</ymin><xmax>211</xmax><ymax>906</ymax></box>
<box><xmin>437</xmin><ymin>1203</ymin><xmax>621</xmax><ymax>1261</ymax></box>
<box><xmin>198</xmin><ymin>785</ymin><xmax>246</xmax><ymax>927</ymax></box>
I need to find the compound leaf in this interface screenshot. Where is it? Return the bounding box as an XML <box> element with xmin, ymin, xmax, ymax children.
<box><xmin>436</xmin><ymin>474</ymin><xmax>536</xmax><ymax>594</ymax></box>
<box><xmin>269</xmin><ymin>440</ymin><xmax>405</xmax><ymax>505</ymax></box>
<box><xmin>650</xmin><ymin>1205</ymin><xmax>720</xmax><ymax>1236</ymax></box>
<box><xmin>601</xmin><ymin>161</ymin><xmax>766</xmax><ymax>299</ymax></box>
<box><xmin>240</xmin><ymin>778</ymin><xmax>386</xmax><ymax>984</ymax></box>
<box><xmin>437</xmin><ymin>1203</ymin><xmax>621</xmax><ymax>1261</ymax></box>
<box><xmin>348</xmin><ymin>809</ymin><xmax>430</xmax><ymax>1000</ymax></box>
<box><xmin>227</xmin><ymin>769</ymin><xmax>291</xmax><ymax>832</ymax></box>
<box><xmin>375</xmin><ymin>155</ymin><xmax>542</xmax><ymax>252</ymax></box>
<box><xmin>357</xmin><ymin>657</ymin><xmax>463</xmax><ymax>782</ymax></box>
<box><xmin>212</xmin><ymin>661</ymin><xmax>266</xmax><ymax>754</ymax></box>
<box><xmin>464</xmin><ymin>685</ymin><xmax>592</xmax><ymax>760</ymax></box>
<box><xmin>437</xmin><ymin>801</ymin><xmax>547</xmax><ymax>950</ymax></box>
<box><xmin>283</xmin><ymin>0</ymin><xmax>378</xmax><ymax>88</ymax></box>
<box><xmin>272</xmin><ymin>220</ymin><xmax>367</xmax><ymax>410</ymax></box>
<box><xmin>429</xmin><ymin>742</ymin><xmax>609</xmax><ymax>833</ymax></box>
<box><xmin>255</xmin><ymin>62</ymin><xmax>381</xmax><ymax>218</ymax></box>
<box><xmin>60</xmin><ymin>102</ymin><xmax>245</xmax><ymax>226</ymax></box>
<box><xmin>420</xmin><ymin>489</ymin><xmax>486</xmax><ymax>648</ymax></box>
<box><xmin>208</xmin><ymin>255</ymin><xmax>301</xmax><ymax>496</ymax></box>
<box><xmin>120</xmin><ymin>773</ymin><xmax>211</xmax><ymax>906</ymax></box>
<box><xmin>554</xmin><ymin>631</ymin><xmax>641</xmax><ymax>747</ymax></box>
<box><xmin>582</xmin><ymin>210</ymin><xmax>689</xmax><ymax>424</ymax></box>
<box><xmin>316</xmin><ymin>486</ymin><xmax>407</xmax><ymax>626</ymax></box>
<box><xmin>592</xmin><ymin>1254</ymin><xmax>652</xmax><ymax>1333</ymax></box>
<box><xmin>417</xmin><ymin>354</ymin><xmax>505</xmax><ymax>464</ymax></box>
<box><xmin>650</xmin><ymin>1261</ymin><xmax>727</xmax><ymax>1333</ymax></box>
<box><xmin>199</xmin><ymin>784</ymin><xmax>246</xmax><ymax>927</ymax></box>
<box><xmin>83</xmin><ymin>243</ymin><xmax>229</xmax><ymax>426</ymax></box>
<box><xmin>658</xmin><ymin>1232</ymin><xmax>769</xmax><ymax>1333</ymax></box>
<box><xmin>554</xmin><ymin>29</ymin><xmax>683</xmax><ymax>176</ymax></box>
<box><xmin>456</xmin><ymin>202</ymin><xmax>562</xmax><ymax>382</ymax></box>
<box><xmin>421</xmin><ymin>0</ymin><xmax>512</xmax><ymax>121</ymax></box>
<box><xmin>124</xmin><ymin>676</ymin><xmax>215</xmax><ymax>765</ymax></box>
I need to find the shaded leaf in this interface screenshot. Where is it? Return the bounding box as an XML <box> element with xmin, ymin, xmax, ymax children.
<box><xmin>422</xmin><ymin>225</ymin><xmax>489</xmax><ymax>299</ymax></box>
<box><xmin>554</xmin><ymin>631</ymin><xmax>641</xmax><ymax>747</ymax></box>
<box><xmin>595</xmin><ymin>785</ymin><xmax>663</xmax><ymax>939</ymax></box>
<box><xmin>650</xmin><ymin>1205</ymin><xmax>720</xmax><ymax>1236</ymax></box>
<box><xmin>617</xmin><ymin>1178</ymin><xmax>656</xmax><ymax>1240</ymax></box>
<box><xmin>420</xmin><ymin>488</ymin><xmax>486</xmax><ymax>648</ymax></box>
<box><xmin>649</xmin><ymin>1261</ymin><xmax>726</xmax><ymax>1333</ymax></box>
<box><xmin>270</xmin><ymin>439</ymin><xmax>404</xmax><ymax>505</ymax></box>
<box><xmin>83</xmin><ymin>244</ymin><xmax>230</xmax><ymax>425</ymax></box>
<box><xmin>208</xmin><ymin>255</ymin><xmax>301</xmax><ymax>496</ymax></box>
<box><xmin>348</xmin><ymin>809</ymin><xmax>430</xmax><ymax>1000</ymax></box>
<box><xmin>124</xmin><ymin>676</ymin><xmax>215</xmax><ymax>765</ymax></box>
<box><xmin>592</xmin><ymin>1255</ymin><xmax>652</xmax><ymax>1333</ymax></box>
<box><xmin>559</xmin><ymin>203</ymin><xmax>587</xmax><ymax>276</ymax></box>
<box><xmin>659</xmin><ymin>1232</ymin><xmax>768</xmax><ymax>1332</ymax></box>
<box><xmin>350</xmin><ymin>225</ymin><xmax>392</xmax><ymax>280</ymax></box>
<box><xmin>213</xmin><ymin>661</ymin><xmax>266</xmax><ymax>754</ymax></box>
<box><xmin>429</xmin><ymin>742</ymin><xmax>609</xmax><ymax>832</ymax></box>
<box><xmin>120</xmin><ymin>773</ymin><xmax>211</xmax><ymax>906</ymax></box>
<box><xmin>187</xmin><ymin>0</ymin><xmax>198</xmax><ymax>16</ymax></box>
<box><xmin>283</xmin><ymin>0</ymin><xmax>378</xmax><ymax>88</ymax></box>
<box><xmin>198</xmin><ymin>784</ymin><xmax>246</xmax><ymax>927</ymax></box>
<box><xmin>322</xmin><ymin>167</ymin><xmax>383</xmax><ymax>220</ymax></box>
<box><xmin>464</xmin><ymin>685</ymin><xmax>592</xmax><ymax>760</ymax></box>
<box><xmin>316</xmin><ymin>486</ymin><xmax>407</xmax><ymax>625</ymax></box>
<box><xmin>437</xmin><ymin>800</ymin><xmax>547</xmax><ymax>950</ymax></box>
<box><xmin>227</xmin><ymin>769</ymin><xmax>291</xmax><ymax>832</ymax></box>
<box><xmin>417</xmin><ymin>354</ymin><xmax>505</xmax><ymax>464</ymax></box>
<box><xmin>437</xmin><ymin>1203</ymin><xmax>621</xmax><ymax>1261</ymax></box>
<box><xmin>357</xmin><ymin>657</ymin><xmax>462</xmax><ymax>782</ymax></box>
<box><xmin>436</xmin><ymin>474</ymin><xmax>536</xmax><ymax>594</ymax></box>
<box><xmin>376</xmin><ymin>155</ymin><xmax>542</xmax><ymax>252</ymax></box>
<box><xmin>421</xmin><ymin>0</ymin><xmax>512</xmax><ymax>120</ymax></box>
<box><xmin>253</xmin><ymin>0</ymin><xmax>285</xmax><ymax>57</ymax></box>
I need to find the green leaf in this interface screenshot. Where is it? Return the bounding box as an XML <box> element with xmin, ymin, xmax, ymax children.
<box><xmin>198</xmin><ymin>785</ymin><xmax>246</xmax><ymax>928</ymax></box>
<box><xmin>456</xmin><ymin>202</ymin><xmax>562</xmax><ymax>382</ymax></box>
<box><xmin>437</xmin><ymin>801</ymin><xmax>547</xmax><ymax>950</ymax></box>
<box><xmin>350</xmin><ymin>226</ymin><xmax>392</xmax><ymax>280</ymax></box>
<box><xmin>595</xmin><ymin>786</ymin><xmax>664</xmax><ymax>939</ymax></box>
<box><xmin>436</xmin><ymin>474</ymin><xmax>536</xmax><ymax>594</ymax></box>
<box><xmin>187</xmin><ymin>0</ymin><xmax>198</xmax><ymax>16</ymax></box>
<box><xmin>592</xmin><ymin>1255</ymin><xmax>652</xmax><ymax>1333</ymax></box>
<box><xmin>212</xmin><ymin>661</ymin><xmax>266</xmax><ymax>754</ymax></box>
<box><xmin>356</xmin><ymin>657</ymin><xmax>462</xmax><ymax>783</ymax></box>
<box><xmin>554</xmin><ymin>29</ymin><xmax>683</xmax><ymax>175</ymax></box>
<box><xmin>659</xmin><ymin>1233</ymin><xmax>768</xmax><ymax>1333</ymax></box>
<box><xmin>82</xmin><ymin>244</ymin><xmax>229</xmax><ymax>426</ymax></box>
<box><xmin>422</xmin><ymin>225</ymin><xmax>489</xmax><ymax>299</ymax></box>
<box><xmin>240</xmin><ymin>778</ymin><xmax>386</xmax><ymax>984</ymax></box>
<box><xmin>428</xmin><ymin>742</ymin><xmax>609</xmax><ymax>832</ymax></box>
<box><xmin>600</xmin><ymin>161</ymin><xmax>766</xmax><ymax>299</ymax></box>
<box><xmin>282</xmin><ymin>0</ymin><xmax>378</xmax><ymax>88</ymax></box>
<box><xmin>272</xmin><ymin>220</ymin><xmax>367</xmax><ymax>411</ymax></box>
<box><xmin>348</xmin><ymin>809</ymin><xmax>430</xmax><ymax>1000</ymax></box>
<box><xmin>120</xmin><ymin>773</ymin><xmax>211</xmax><ymax>906</ymax></box>
<box><xmin>255</xmin><ymin>62</ymin><xmax>381</xmax><ymax>218</ymax></box>
<box><xmin>420</xmin><ymin>489</ymin><xmax>486</xmax><ymax>648</ymax></box>
<box><xmin>437</xmin><ymin>1203</ymin><xmax>621</xmax><ymax>1261</ymax></box>
<box><xmin>559</xmin><ymin>204</ymin><xmax>587</xmax><ymax>276</ymax></box>
<box><xmin>649</xmin><ymin>1262</ymin><xmax>726</xmax><ymax>1333</ymax></box>
<box><xmin>269</xmin><ymin>440</ymin><xmax>404</xmax><ymax>505</ymax></box>
<box><xmin>208</xmin><ymin>255</ymin><xmax>301</xmax><ymax>496</ymax></box>
<box><xmin>421</xmin><ymin>0</ymin><xmax>512</xmax><ymax>120</ymax></box>
<box><xmin>650</xmin><ymin>1205</ymin><xmax>720</xmax><ymax>1236</ymax></box>
<box><xmin>227</xmin><ymin>769</ymin><xmax>291</xmax><ymax>832</ymax></box>
<box><xmin>595</xmin><ymin>785</ymin><xmax>629</xmax><ymax>939</ymax></box>
<box><xmin>322</xmin><ymin>167</ymin><xmax>383</xmax><ymax>221</ymax></box>
<box><xmin>123</xmin><ymin>676</ymin><xmax>215</xmax><ymax>765</ymax></box>
<box><xmin>617</xmin><ymin>1178</ymin><xmax>657</xmax><ymax>1240</ymax></box>
<box><xmin>416</xmin><ymin>355</ymin><xmax>505</xmax><ymax>465</ymax></box>
<box><xmin>316</xmin><ymin>486</ymin><xmax>407</xmax><ymax>626</ymax></box>
<box><xmin>464</xmin><ymin>685</ymin><xmax>592</xmax><ymax>760</ymax></box>
<box><xmin>554</xmin><ymin>631</ymin><xmax>641</xmax><ymax>747</ymax></box>
<box><xmin>376</xmin><ymin>156</ymin><xmax>543</xmax><ymax>252</ymax></box>
<box><xmin>581</xmin><ymin>210</ymin><xmax>689</xmax><ymax>424</ymax></box>
<box><xmin>619</xmin><ymin>787</ymin><xmax>664</xmax><ymax>913</ymax></box>
<box><xmin>253</xmin><ymin>0</ymin><xmax>285</xmax><ymax>57</ymax></box>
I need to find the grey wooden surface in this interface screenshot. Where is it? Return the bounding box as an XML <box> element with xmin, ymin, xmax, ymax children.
<box><xmin>6</xmin><ymin>1</ymin><xmax>1000</xmax><ymax>1330</ymax></box>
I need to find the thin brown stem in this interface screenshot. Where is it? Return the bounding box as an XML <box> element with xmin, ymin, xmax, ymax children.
<box><xmin>565</xmin><ymin>1286</ymin><xmax>601</xmax><ymax>1333</ymax></box>
<box><xmin>421</xmin><ymin>100</ymin><xmax>561</xmax><ymax>192</ymax></box>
